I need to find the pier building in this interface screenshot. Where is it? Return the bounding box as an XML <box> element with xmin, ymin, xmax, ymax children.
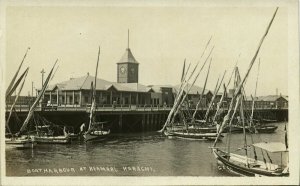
<box><xmin>5</xmin><ymin>31</ymin><xmax>289</xmax><ymax>133</ymax></box>
<box><xmin>39</xmin><ymin>30</ymin><xmax>214</xmax><ymax>108</ymax></box>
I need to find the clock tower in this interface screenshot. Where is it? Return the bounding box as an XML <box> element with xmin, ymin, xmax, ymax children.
<box><xmin>117</xmin><ymin>30</ymin><xmax>139</xmax><ymax>83</ymax></box>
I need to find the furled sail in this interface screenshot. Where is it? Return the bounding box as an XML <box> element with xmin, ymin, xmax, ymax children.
<box><xmin>191</xmin><ymin>59</ymin><xmax>211</xmax><ymax>123</ymax></box>
<box><xmin>6</xmin><ymin>66</ymin><xmax>30</xmax><ymax>100</ymax></box>
<box><xmin>87</xmin><ymin>46</ymin><xmax>100</xmax><ymax>132</ymax></box>
<box><xmin>212</xmin><ymin>84</ymin><xmax>227</xmax><ymax>124</ymax></box>
<box><xmin>18</xmin><ymin>61</ymin><xmax>57</xmax><ymax>135</ymax></box>
<box><xmin>213</xmin><ymin>7</ymin><xmax>279</xmax><ymax>146</ymax></box>
<box><xmin>6</xmin><ymin>68</ymin><xmax>29</xmax><ymax>134</ymax></box>
<box><xmin>6</xmin><ymin>47</ymin><xmax>30</xmax><ymax>98</ymax></box>
<box><xmin>205</xmin><ymin>71</ymin><xmax>226</xmax><ymax>122</ymax></box>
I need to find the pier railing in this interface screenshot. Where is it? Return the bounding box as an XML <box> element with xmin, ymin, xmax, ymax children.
<box><xmin>5</xmin><ymin>104</ymin><xmax>174</xmax><ymax>112</ymax></box>
<box><xmin>6</xmin><ymin>103</ymin><xmax>288</xmax><ymax>113</ymax></box>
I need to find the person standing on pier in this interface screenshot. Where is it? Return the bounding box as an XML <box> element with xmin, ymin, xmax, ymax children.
<box><xmin>80</xmin><ymin>123</ymin><xmax>86</xmax><ymax>135</ymax></box>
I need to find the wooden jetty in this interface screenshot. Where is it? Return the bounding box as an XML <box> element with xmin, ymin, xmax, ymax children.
<box><xmin>6</xmin><ymin>104</ymin><xmax>288</xmax><ymax>134</ymax></box>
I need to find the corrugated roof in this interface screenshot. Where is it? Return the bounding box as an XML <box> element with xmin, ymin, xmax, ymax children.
<box><xmin>79</xmin><ymin>76</ymin><xmax>112</xmax><ymax>90</ymax></box>
<box><xmin>257</xmin><ymin>95</ymin><xmax>288</xmax><ymax>102</ymax></box>
<box><xmin>47</xmin><ymin>75</ymin><xmax>153</xmax><ymax>93</ymax></box>
<box><xmin>120</xmin><ymin>83</ymin><xmax>152</xmax><ymax>92</ymax></box>
<box><xmin>46</xmin><ymin>75</ymin><xmax>216</xmax><ymax>95</ymax></box>
<box><xmin>117</xmin><ymin>48</ymin><xmax>138</xmax><ymax>64</ymax></box>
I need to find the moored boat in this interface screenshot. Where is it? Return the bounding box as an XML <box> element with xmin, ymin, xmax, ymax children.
<box><xmin>83</xmin><ymin>47</ymin><xmax>111</xmax><ymax>142</ymax></box>
<box><xmin>32</xmin><ymin>118</ymin><xmax>71</xmax><ymax>144</ymax></box>
<box><xmin>5</xmin><ymin>136</ymin><xmax>36</xmax><ymax>149</ymax></box>
<box><xmin>5</xmin><ymin>51</ymin><xmax>58</xmax><ymax>149</ymax></box>
<box><xmin>34</xmin><ymin>135</ymin><xmax>70</xmax><ymax>144</ymax></box>
<box><xmin>84</xmin><ymin>130</ymin><xmax>110</xmax><ymax>142</ymax></box>
<box><xmin>254</xmin><ymin>125</ymin><xmax>278</xmax><ymax>133</ymax></box>
<box><xmin>84</xmin><ymin>122</ymin><xmax>111</xmax><ymax>142</ymax></box>
<box><xmin>160</xmin><ymin>46</ymin><xmax>224</xmax><ymax>141</ymax></box>
<box><xmin>260</xmin><ymin>118</ymin><xmax>278</xmax><ymax>124</ymax></box>
<box><xmin>212</xmin><ymin>8</ymin><xmax>289</xmax><ymax>177</ymax></box>
<box><xmin>165</xmin><ymin>129</ymin><xmax>223</xmax><ymax>141</ymax></box>
<box><xmin>213</xmin><ymin>143</ymin><xmax>289</xmax><ymax>177</ymax></box>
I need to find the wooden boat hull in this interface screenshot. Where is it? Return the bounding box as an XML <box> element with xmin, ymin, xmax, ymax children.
<box><xmin>5</xmin><ymin>137</ymin><xmax>36</xmax><ymax>149</ymax></box>
<box><xmin>213</xmin><ymin>148</ymin><xmax>289</xmax><ymax>177</ymax></box>
<box><xmin>255</xmin><ymin>126</ymin><xmax>278</xmax><ymax>133</ymax></box>
<box><xmin>188</xmin><ymin>126</ymin><xmax>218</xmax><ymax>133</ymax></box>
<box><xmin>84</xmin><ymin>130</ymin><xmax>110</xmax><ymax>142</ymax></box>
<box><xmin>228</xmin><ymin>126</ymin><xmax>244</xmax><ymax>133</ymax></box>
<box><xmin>165</xmin><ymin>130</ymin><xmax>223</xmax><ymax>141</ymax></box>
<box><xmin>227</xmin><ymin>126</ymin><xmax>258</xmax><ymax>133</ymax></box>
<box><xmin>260</xmin><ymin>119</ymin><xmax>278</xmax><ymax>124</ymax></box>
<box><xmin>34</xmin><ymin>135</ymin><xmax>71</xmax><ymax>144</ymax></box>
<box><xmin>167</xmin><ymin>125</ymin><xmax>219</xmax><ymax>133</ymax></box>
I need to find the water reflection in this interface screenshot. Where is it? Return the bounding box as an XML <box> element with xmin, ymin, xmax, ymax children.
<box><xmin>6</xmin><ymin>122</ymin><xmax>287</xmax><ymax>177</ymax></box>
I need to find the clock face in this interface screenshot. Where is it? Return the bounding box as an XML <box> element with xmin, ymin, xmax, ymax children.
<box><xmin>120</xmin><ymin>66</ymin><xmax>127</xmax><ymax>74</ymax></box>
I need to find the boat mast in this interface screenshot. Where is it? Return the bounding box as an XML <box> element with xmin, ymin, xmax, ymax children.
<box><xmin>161</xmin><ymin>47</ymin><xmax>213</xmax><ymax>132</ymax></box>
<box><xmin>6</xmin><ymin>47</ymin><xmax>30</xmax><ymax>98</ymax></box>
<box><xmin>213</xmin><ymin>61</ymin><xmax>238</xmax><ymax>126</ymax></box>
<box><xmin>212</xmin><ymin>83</ymin><xmax>226</xmax><ymax>125</ymax></box>
<box><xmin>160</xmin><ymin>37</ymin><xmax>213</xmax><ymax>132</ymax></box>
<box><xmin>170</xmin><ymin>62</ymin><xmax>207</xmax><ymax>125</ymax></box>
<box><xmin>205</xmin><ymin>71</ymin><xmax>226</xmax><ymax>123</ymax></box>
<box><xmin>18</xmin><ymin>61</ymin><xmax>57</xmax><ymax>135</ymax></box>
<box><xmin>240</xmin><ymin>91</ymin><xmax>249</xmax><ymax>167</ymax></box>
<box><xmin>159</xmin><ymin>60</ymin><xmax>191</xmax><ymax>132</ymax></box>
<box><xmin>235</xmin><ymin>65</ymin><xmax>249</xmax><ymax>165</ymax></box>
<box><xmin>227</xmin><ymin>94</ymin><xmax>242</xmax><ymax>154</ymax></box>
<box><xmin>6</xmin><ymin>68</ymin><xmax>29</xmax><ymax>134</ymax></box>
<box><xmin>6</xmin><ymin>65</ymin><xmax>31</xmax><ymax>101</ymax></box>
<box><xmin>284</xmin><ymin>123</ymin><xmax>288</xmax><ymax>150</ymax></box>
<box><xmin>94</xmin><ymin>46</ymin><xmax>100</xmax><ymax>92</ymax></box>
<box><xmin>199</xmin><ymin>36</ymin><xmax>212</xmax><ymax>59</ymax></box>
<box><xmin>181</xmin><ymin>59</ymin><xmax>186</xmax><ymax>82</ymax></box>
<box><xmin>191</xmin><ymin>58</ymin><xmax>211</xmax><ymax>123</ymax></box>
<box><xmin>213</xmin><ymin>8</ymin><xmax>279</xmax><ymax>145</ymax></box>
<box><xmin>248</xmin><ymin>59</ymin><xmax>261</xmax><ymax>161</ymax></box>
<box><xmin>284</xmin><ymin>123</ymin><xmax>288</xmax><ymax>168</ymax></box>
<box><xmin>250</xmin><ymin>59</ymin><xmax>261</xmax><ymax>126</ymax></box>
<box><xmin>171</xmin><ymin>47</ymin><xmax>213</xmax><ymax>121</ymax></box>
<box><xmin>88</xmin><ymin>46</ymin><xmax>100</xmax><ymax>131</ymax></box>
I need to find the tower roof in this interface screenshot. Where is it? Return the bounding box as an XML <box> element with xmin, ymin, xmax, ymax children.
<box><xmin>117</xmin><ymin>48</ymin><xmax>139</xmax><ymax>64</ymax></box>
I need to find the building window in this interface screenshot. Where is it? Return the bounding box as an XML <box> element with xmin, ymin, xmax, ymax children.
<box><xmin>74</xmin><ymin>95</ymin><xmax>79</xmax><ymax>104</ymax></box>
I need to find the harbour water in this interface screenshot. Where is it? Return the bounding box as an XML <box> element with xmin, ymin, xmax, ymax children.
<box><xmin>6</xmin><ymin>122</ymin><xmax>288</xmax><ymax>177</ymax></box>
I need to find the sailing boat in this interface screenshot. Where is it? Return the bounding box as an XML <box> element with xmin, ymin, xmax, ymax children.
<box><xmin>191</xmin><ymin>70</ymin><xmax>227</xmax><ymax>134</ymax></box>
<box><xmin>5</xmin><ymin>68</ymin><xmax>33</xmax><ymax>149</ymax></box>
<box><xmin>190</xmin><ymin>56</ymin><xmax>239</xmax><ymax>134</ymax></box>
<box><xmin>212</xmin><ymin>7</ymin><xmax>289</xmax><ymax>177</ymax></box>
<box><xmin>5</xmin><ymin>48</ymin><xmax>30</xmax><ymax>138</ymax></box>
<box><xmin>6</xmin><ymin>61</ymin><xmax>57</xmax><ymax>149</ymax></box>
<box><xmin>226</xmin><ymin>66</ymin><xmax>250</xmax><ymax>133</ymax></box>
<box><xmin>5</xmin><ymin>48</ymin><xmax>36</xmax><ymax>149</ymax></box>
<box><xmin>83</xmin><ymin>46</ymin><xmax>110</xmax><ymax>142</ymax></box>
<box><xmin>163</xmin><ymin>45</ymin><xmax>223</xmax><ymax>141</ymax></box>
<box><xmin>33</xmin><ymin>114</ymin><xmax>71</xmax><ymax>144</ymax></box>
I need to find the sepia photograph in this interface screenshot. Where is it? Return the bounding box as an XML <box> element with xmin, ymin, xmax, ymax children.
<box><xmin>0</xmin><ymin>0</ymin><xmax>299</xmax><ymax>185</ymax></box>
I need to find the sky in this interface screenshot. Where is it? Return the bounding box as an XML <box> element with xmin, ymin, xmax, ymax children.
<box><xmin>4</xmin><ymin>4</ymin><xmax>289</xmax><ymax>96</ymax></box>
